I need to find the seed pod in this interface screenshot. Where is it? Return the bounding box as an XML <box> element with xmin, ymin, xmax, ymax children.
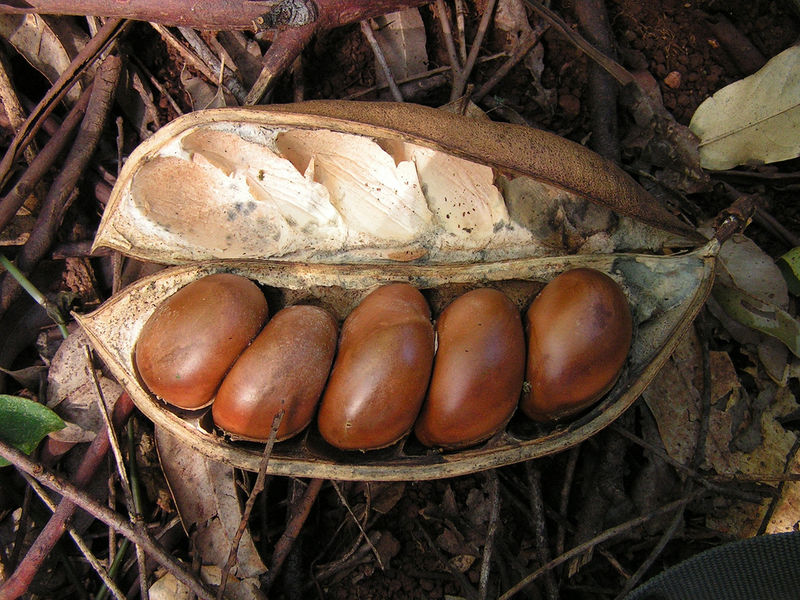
<box><xmin>522</xmin><ymin>268</ymin><xmax>633</xmax><ymax>421</ymax></box>
<box><xmin>212</xmin><ymin>305</ymin><xmax>338</xmax><ymax>442</ymax></box>
<box><xmin>415</xmin><ymin>288</ymin><xmax>525</xmax><ymax>449</ymax></box>
<box><xmin>134</xmin><ymin>273</ymin><xmax>268</xmax><ymax>410</ymax></box>
<box><xmin>317</xmin><ymin>283</ymin><xmax>434</xmax><ymax>450</ymax></box>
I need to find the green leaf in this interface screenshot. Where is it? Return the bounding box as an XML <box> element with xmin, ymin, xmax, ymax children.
<box><xmin>778</xmin><ymin>247</ymin><xmax>800</xmax><ymax>297</ymax></box>
<box><xmin>712</xmin><ymin>283</ymin><xmax>800</xmax><ymax>358</ymax></box>
<box><xmin>0</xmin><ymin>394</ymin><xmax>65</xmax><ymax>467</ymax></box>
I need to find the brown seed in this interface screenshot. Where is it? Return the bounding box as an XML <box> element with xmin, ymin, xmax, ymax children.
<box><xmin>415</xmin><ymin>288</ymin><xmax>525</xmax><ymax>449</ymax></box>
<box><xmin>134</xmin><ymin>273</ymin><xmax>268</xmax><ymax>410</ymax></box>
<box><xmin>522</xmin><ymin>268</ymin><xmax>632</xmax><ymax>421</ymax></box>
<box><xmin>213</xmin><ymin>305</ymin><xmax>338</xmax><ymax>442</ymax></box>
<box><xmin>317</xmin><ymin>283</ymin><xmax>434</xmax><ymax>450</ymax></box>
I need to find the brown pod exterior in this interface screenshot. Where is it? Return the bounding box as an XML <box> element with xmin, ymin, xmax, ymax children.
<box><xmin>317</xmin><ymin>283</ymin><xmax>434</xmax><ymax>450</ymax></box>
<box><xmin>134</xmin><ymin>273</ymin><xmax>268</xmax><ymax>409</ymax></box>
<box><xmin>522</xmin><ymin>268</ymin><xmax>632</xmax><ymax>421</ymax></box>
<box><xmin>415</xmin><ymin>288</ymin><xmax>525</xmax><ymax>449</ymax></box>
<box><xmin>212</xmin><ymin>305</ymin><xmax>338</xmax><ymax>442</ymax></box>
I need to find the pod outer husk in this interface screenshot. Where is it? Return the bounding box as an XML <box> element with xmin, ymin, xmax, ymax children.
<box><xmin>76</xmin><ymin>240</ymin><xmax>718</xmax><ymax>481</ymax></box>
<box><xmin>93</xmin><ymin>101</ymin><xmax>700</xmax><ymax>265</ymax></box>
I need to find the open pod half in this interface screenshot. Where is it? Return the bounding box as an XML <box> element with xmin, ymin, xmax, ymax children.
<box><xmin>80</xmin><ymin>101</ymin><xmax>715</xmax><ymax>481</ymax></box>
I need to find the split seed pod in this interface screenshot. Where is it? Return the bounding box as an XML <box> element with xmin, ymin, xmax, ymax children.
<box><xmin>78</xmin><ymin>101</ymin><xmax>716</xmax><ymax>481</ymax></box>
<box><xmin>317</xmin><ymin>284</ymin><xmax>434</xmax><ymax>451</ymax></box>
<box><xmin>134</xmin><ymin>273</ymin><xmax>268</xmax><ymax>410</ymax></box>
<box><xmin>213</xmin><ymin>305</ymin><xmax>338</xmax><ymax>442</ymax></box>
<box><xmin>415</xmin><ymin>288</ymin><xmax>525</xmax><ymax>449</ymax></box>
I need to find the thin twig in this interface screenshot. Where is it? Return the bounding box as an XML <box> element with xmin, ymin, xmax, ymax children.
<box><xmin>0</xmin><ymin>82</ymin><xmax>92</xmax><ymax>234</ymax></box>
<box><xmin>0</xmin><ymin>254</ymin><xmax>69</xmax><ymax>338</ymax></box>
<box><xmin>85</xmin><ymin>347</ymin><xmax>149</xmax><ymax>600</ymax></box>
<box><xmin>435</xmin><ymin>0</ymin><xmax>462</xmax><ymax>73</ymax></box>
<box><xmin>0</xmin><ymin>18</ymin><xmax>127</xmax><ymax>190</ymax></box>
<box><xmin>497</xmin><ymin>491</ymin><xmax>704</xmax><ymax>600</ymax></box>
<box><xmin>0</xmin><ymin>436</ymin><xmax>216</xmax><ymax>600</ymax></box>
<box><xmin>360</xmin><ymin>19</ymin><xmax>404</xmax><ymax>102</ymax></box>
<box><xmin>415</xmin><ymin>520</ymin><xmax>478</xmax><ymax>600</ymax></box>
<box><xmin>0</xmin><ymin>54</ymin><xmax>121</xmax><ymax>315</ymax></box>
<box><xmin>526</xmin><ymin>462</ymin><xmax>559</xmax><ymax>600</ymax></box>
<box><xmin>331</xmin><ymin>481</ymin><xmax>385</xmax><ymax>570</ymax></box>
<box><xmin>478</xmin><ymin>470</ymin><xmax>500</xmax><ymax>600</ymax></box>
<box><xmin>178</xmin><ymin>27</ymin><xmax>247</xmax><ymax>103</ymax></box>
<box><xmin>22</xmin><ymin>474</ymin><xmax>126</xmax><ymax>600</ymax></box>
<box><xmin>471</xmin><ymin>25</ymin><xmax>542</xmax><ymax>103</ymax></box>
<box><xmin>218</xmin><ymin>409</ymin><xmax>284</xmax><ymax>600</ymax></box>
<box><xmin>0</xmin><ymin>48</ymin><xmax>36</xmax><ymax>165</ymax></box>
<box><xmin>265</xmin><ymin>477</ymin><xmax>324</xmax><ymax>589</ymax></box>
<box><xmin>557</xmin><ymin>445</ymin><xmax>580</xmax><ymax>557</ymax></box>
<box><xmin>454</xmin><ymin>0</ymin><xmax>468</xmax><ymax>64</ymax></box>
<box><xmin>450</xmin><ymin>0</ymin><xmax>497</xmax><ymax>101</ymax></box>
<box><xmin>149</xmin><ymin>23</ymin><xmax>219</xmax><ymax>84</ymax></box>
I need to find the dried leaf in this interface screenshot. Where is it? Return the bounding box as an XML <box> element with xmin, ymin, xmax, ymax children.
<box><xmin>372</xmin><ymin>8</ymin><xmax>428</xmax><ymax>82</ymax></box>
<box><xmin>0</xmin><ymin>394</ymin><xmax>65</xmax><ymax>467</ymax></box>
<box><xmin>0</xmin><ymin>14</ymin><xmax>84</xmax><ymax>103</ymax></box>
<box><xmin>155</xmin><ymin>425</ymin><xmax>267</xmax><ymax>600</ymax></box>
<box><xmin>46</xmin><ymin>330</ymin><xmax>123</xmax><ymax>443</ymax></box>
<box><xmin>689</xmin><ymin>44</ymin><xmax>800</xmax><ymax>170</ymax></box>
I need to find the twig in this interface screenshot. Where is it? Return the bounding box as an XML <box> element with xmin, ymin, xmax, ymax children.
<box><xmin>556</xmin><ymin>445</ymin><xmax>580</xmax><ymax>557</ymax></box>
<box><xmin>0</xmin><ymin>393</ymin><xmax>134</xmax><ymax>600</ymax></box>
<box><xmin>217</xmin><ymin>409</ymin><xmax>284</xmax><ymax>600</ymax></box>
<box><xmin>478</xmin><ymin>470</ymin><xmax>500</xmax><ymax>600</ymax></box>
<box><xmin>415</xmin><ymin>520</ymin><xmax>478</xmax><ymax>600</ymax></box>
<box><xmin>757</xmin><ymin>434</ymin><xmax>800</xmax><ymax>536</ymax></box>
<box><xmin>149</xmin><ymin>23</ymin><xmax>219</xmax><ymax>86</ymax></box>
<box><xmin>360</xmin><ymin>19</ymin><xmax>404</xmax><ymax>102</ymax></box>
<box><xmin>22</xmin><ymin>473</ymin><xmax>126</xmax><ymax>600</ymax></box>
<box><xmin>331</xmin><ymin>480</ymin><xmax>384</xmax><ymax>570</ymax></box>
<box><xmin>754</xmin><ymin>206</ymin><xmax>800</xmax><ymax>247</ymax></box>
<box><xmin>0</xmin><ymin>18</ymin><xmax>127</xmax><ymax>190</ymax></box>
<box><xmin>0</xmin><ymin>48</ymin><xmax>36</xmax><ymax>165</ymax></box>
<box><xmin>0</xmin><ymin>84</ymin><xmax>92</xmax><ymax>235</ymax></box>
<box><xmin>497</xmin><ymin>491</ymin><xmax>704</xmax><ymax>600</ymax></box>
<box><xmin>0</xmin><ymin>434</ymin><xmax>216</xmax><ymax>600</ymax></box>
<box><xmin>0</xmin><ymin>254</ymin><xmax>69</xmax><ymax>338</ymax></box>
<box><xmin>450</xmin><ymin>0</ymin><xmax>497</xmax><ymax>101</ymax></box>
<box><xmin>265</xmin><ymin>477</ymin><xmax>324</xmax><ymax>589</ymax></box>
<box><xmin>471</xmin><ymin>25</ymin><xmax>542</xmax><ymax>103</ymax></box>
<box><xmin>245</xmin><ymin>23</ymin><xmax>317</xmax><ymax>105</ymax></box>
<box><xmin>0</xmin><ymin>54</ymin><xmax>121</xmax><ymax>315</ymax></box>
<box><xmin>178</xmin><ymin>27</ymin><xmax>247</xmax><ymax>103</ymax></box>
<box><xmin>525</xmin><ymin>462</ymin><xmax>558</xmax><ymax>600</ymax></box>
<box><xmin>85</xmin><ymin>347</ymin><xmax>149</xmax><ymax>600</ymax></box>
<box><xmin>454</xmin><ymin>0</ymin><xmax>468</xmax><ymax>64</ymax></box>
<box><xmin>434</xmin><ymin>0</ymin><xmax>462</xmax><ymax>73</ymax></box>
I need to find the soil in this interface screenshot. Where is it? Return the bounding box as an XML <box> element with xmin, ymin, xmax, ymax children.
<box><xmin>1</xmin><ymin>1</ymin><xmax>799</xmax><ymax>599</ymax></box>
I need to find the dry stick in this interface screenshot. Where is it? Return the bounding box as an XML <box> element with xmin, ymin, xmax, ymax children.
<box><xmin>449</xmin><ymin>0</ymin><xmax>497</xmax><ymax>101</ymax></box>
<box><xmin>757</xmin><ymin>435</ymin><xmax>800</xmax><ymax>536</ymax></box>
<box><xmin>755</xmin><ymin>206</ymin><xmax>800</xmax><ymax>247</ymax></box>
<box><xmin>177</xmin><ymin>27</ymin><xmax>247</xmax><ymax>103</ymax></box>
<box><xmin>360</xmin><ymin>19</ymin><xmax>404</xmax><ymax>102</ymax></box>
<box><xmin>264</xmin><ymin>477</ymin><xmax>324</xmax><ymax>589</ymax></box>
<box><xmin>0</xmin><ymin>54</ymin><xmax>120</xmax><ymax>315</ymax></box>
<box><xmin>471</xmin><ymin>25</ymin><xmax>541</xmax><ymax>103</ymax></box>
<box><xmin>609</xmin><ymin>425</ymin><xmax>767</xmax><ymax>504</ymax></box>
<box><xmin>129</xmin><ymin>55</ymin><xmax>184</xmax><ymax>117</ymax></box>
<box><xmin>85</xmin><ymin>348</ymin><xmax>149</xmax><ymax>600</ymax></box>
<box><xmin>522</xmin><ymin>0</ymin><xmax>633</xmax><ymax>87</ymax></box>
<box><xmin>434</xmin><ymin>0</ymin><xmax>462</xmax><ymax>73</ymax></box>
<box><xmin>525</xmin><ymin>463</ymin><xmax>559</xmax><ymax>600</ymax></box>
<box><xmin>245</xmin><ymin>23</ymin><xmax>317</xmax><ymax>105</ymax></box>
<box><xmin>556</xmin><ymin>445</ymin><xmax>580</xmax><ymax>558</ymax></box>
<box><xmin>478</xmin><ymin>470</ymin><xmax>500</xmax><ymax>600</ymax></box>
<box><xmin>21</xmin><ymin>473</ymin><xmax>126</xmax><ymax>600</ymax></box>
<box><xmin>0</xmin><ymin>49</ymin><xmax>36</xmax><ymax>165</ymax></box>
<box><xmin>149</xmin><ymin>23</ymin><xmax>219</xmax><ymax>86</ymax></box>
<box><xmin>415</xmin><ymin>520</ymin><xmax>478</xmax><ymax>600</ymax></box>
<box><xmin>0</xmin><ymin>437</ymin><xmax>216</xmax><ymax>600</ymax></box>
<box><xmin>454</xmin><ymin>0</ymin><xmax>468</xmax><ymax>64</ymax></box>
<box><xmin>217</xmin><ymin>410</ymin><xmax>284</xmax><ymax>600</ymax></box>
<box><xmin>331</xmin><ymin>481</ymin><xmax>385</xmax><ymax>570</ymax></box>
<box><xmin>0</xmin><ymin>393</ymin><xmax>134</xmax><ymax>600</ymax></box>
<box><xmin>497</xmin><ymin>491</ymin><xmax>704</xmax><ymax>600</ymax></box>
<box><xmin>0</xmin><ymin>83</ymin><xmax>93</xmax><ymax>235</ymax></box>
<box><xmin>0</xmin><ymin>18</ymin><xmax>127</xmax><ymax>190</ymax></box>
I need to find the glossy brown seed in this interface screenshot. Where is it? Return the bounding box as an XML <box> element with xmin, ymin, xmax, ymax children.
<box><xmin>317</xmin><ymin>283</ymin><xmax>434</xmax><ymax>450</ymax></box>
<box><xmin>415</xmin><ymin>288</ymin><xmax>525</xmax><ymax>449</ymax></box>
<box><xmin>134</xmin><ymin>273</ymin><xmax>268</xmax><ymax>410</ymax></box>
<box><xmin>522</xmin><ymin>268</ymin><xmax>632</xmax><ymax>421</ymax></box>
<box><xmin>212</xmin><ymin>305</ymin><xmax>338</xmax><ymax>442</ymax></box>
